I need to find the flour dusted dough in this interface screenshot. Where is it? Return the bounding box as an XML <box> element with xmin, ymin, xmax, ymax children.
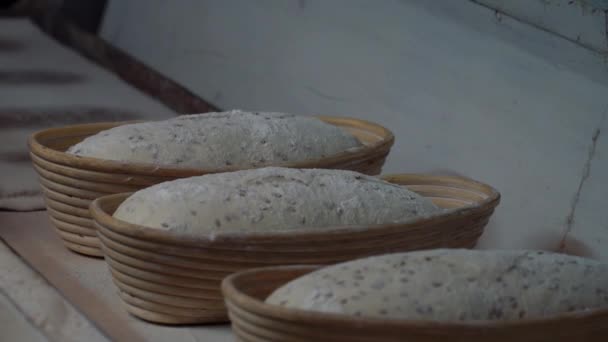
<box><xmin>113</xmin><ymin>167</ymin><xmax>440</xmax><ymax>234</ymax></box>
<box><xmin>67</xmin><ymin>110</ymin><xmax>361</xmax><ymax>168</ymax></box>
<box><xmin>266</xmin><ymin>249</ymin><xmax>608</xmax><ymax>321</ymax></box>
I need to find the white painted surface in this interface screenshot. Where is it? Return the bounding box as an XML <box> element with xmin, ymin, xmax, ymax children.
<box><xmin>565</xmin><ymin>112</ymin><xmax>608</xmax><ymax>259</ymax></box>
<box><xmin>101</xmin><ymin>0</ymin><xmax>608</xmax><ymax>253</ymax></box>
<box><xmin>474</xmin><ymin>0</ymin><xmax>608</xmax><ymax>53</ymax></box>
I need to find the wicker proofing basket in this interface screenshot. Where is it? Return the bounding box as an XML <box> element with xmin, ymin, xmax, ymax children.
<box><xmin>90</xmin><ymin>174</ymin><xmax>500</xmax><ymax>325</ymax></box>
<box><xmin>222</xmin><ymin>265</ymin><xmax>608</xmax><ymax>342</ymax></box>
<box><xmin>28</xmin><ymin>116</ymin><xmax>395</xmax><ymax>257</ymax></box>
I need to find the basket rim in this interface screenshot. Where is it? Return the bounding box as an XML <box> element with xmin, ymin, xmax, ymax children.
<box><xmin>28</xmin><ymin>115</ymin><xmax>395</xmax><ymax>177</ymax></box>
<box><xmin>221</xmin><ymin>264</ymin><xmax>608</xmax><ymax>332</ymax></box>
<box><xmin>89</xmin><ymin>173</ymin><xmax>501</xmax><ymax>246</ymax></box>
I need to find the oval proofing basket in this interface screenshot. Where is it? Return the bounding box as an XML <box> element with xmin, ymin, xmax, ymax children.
<box><xmin>90</xmin><ymin>174</ymin><xmax>500</xmax><ymax>324</ymax></box>
<box><xmin>222</xmin><ymin>265</ymin><xmax>608</xmax><ymax>342</ymax></box>
<box><xmin>28</xmin><ymin>116</ymin><xmax>394</xmax><ymax>257</ymax></box>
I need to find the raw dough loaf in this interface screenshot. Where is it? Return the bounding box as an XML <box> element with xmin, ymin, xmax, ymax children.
<box><xmin>67</xmin><ymin>110</ymin><xmax>361</xmax><ymax>168</ymax></box>
<box><xmin>266</xmin><ymin>249</ymin><xmax>608</xmax><ymax>321</ymax></box>
<box><xmin>113</xmin><ymin>167</ymin><xmax>440</xmax><ymax>234</ymax></box>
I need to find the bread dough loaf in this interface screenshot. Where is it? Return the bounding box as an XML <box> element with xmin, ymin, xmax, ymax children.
<box><xmin>266</xmin><ymin>249</ymin><xmax>608</xmax><ymax>321</ymax></box>
<box><xmin>113</xmin><ymin>167</ymin><xmax>440</xmax><ymax>234</ymax></box>
<box><xmin>67</xmin><ymin>110</ymin><xmax>361</xmax><ymax>168</ymax></box>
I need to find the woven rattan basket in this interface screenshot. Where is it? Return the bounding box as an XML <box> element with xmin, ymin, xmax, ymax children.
<box><xmin>222</xmin><ymin>265</ymin><xmax>608</xmax><ymax>342</ymax></box>
<box><xmin>28</xmin><ymin>116</ymin><xmax>394</xmax><ymax>257</ymax></box>
<box><xmin>90</xmin><ymin>174</ymin><xmax>500</xmax><ymax>324</ymax></box>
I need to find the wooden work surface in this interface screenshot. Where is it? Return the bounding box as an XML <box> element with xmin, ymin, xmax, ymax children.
<box><xmin>0</xmin><ymin>210</ymin><xmax>234</xmax><ymax>341</ymax></box>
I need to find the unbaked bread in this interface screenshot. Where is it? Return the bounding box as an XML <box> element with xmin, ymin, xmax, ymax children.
<box><xmin>67</xmin><ymin>110</ymin><xmax>361</xmax><ymax>168</ymax></box>
<box><xmin>265</xmin><ymin>249</ymin><xmax>608</xmax><ymax>321</ymax></box>
<box><xmin>113</xmin><ymin>167</ymin><xmax>440</xmax><ymax>234</ymax></box>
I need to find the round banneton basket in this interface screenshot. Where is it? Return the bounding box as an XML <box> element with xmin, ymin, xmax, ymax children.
<box><xmin>90</xmin><ymin>174</ymin><xmax>500</xmax><ymax>324</ymax></box>
<box><xmin>221</xmin><ymin>265</ymin><xmax>608</xmax><ymax>342</ymax></box>
<box><xmin>28</xmin><ymin>116</ymin><xmax>394</xmax><ymax>257</ymax></box>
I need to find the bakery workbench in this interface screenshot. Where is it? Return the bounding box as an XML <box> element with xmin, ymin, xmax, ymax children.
<box><xmin>0</xmin><ymin>210</ymin><xmax>234</xmax><ymax>341</ymax></box>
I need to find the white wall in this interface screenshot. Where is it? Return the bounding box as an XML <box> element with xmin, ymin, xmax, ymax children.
<box><xmin>101</xmin><ymin>0</ymin><xmax>608</xmax><ymax>256</ymax></box>
<box><xmin>474</xmin><ymin>0</ymin><xmax>608</xmax><ymax>53</ymax></box>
